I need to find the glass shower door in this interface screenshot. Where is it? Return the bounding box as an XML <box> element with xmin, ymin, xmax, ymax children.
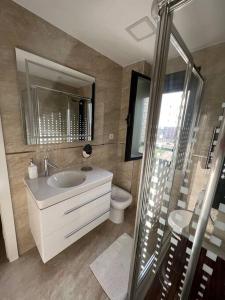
<box><xmin>134</xmin><ymin>41</ymin><xmax>190</xmax><ymax>281</ymax></box>
<box><xmin>129</xmin><ymin>39</ymin><xmax>203</xmax><ymax>297</ymax></box>
<box><xmin>127</xmin><ymin>1</ymin><xmax>216</xmax><ymax>299</ymax></box>
<box><xmin>129</xmin><ymin>1</ymin><xmax>225</xmax><ymax>299</ymax></box>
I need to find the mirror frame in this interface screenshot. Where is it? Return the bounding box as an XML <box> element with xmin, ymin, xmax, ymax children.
<box><xmin>15</xmin><ymin>48</ymin><xmax>95</xmax><ymax>145</ymax></box>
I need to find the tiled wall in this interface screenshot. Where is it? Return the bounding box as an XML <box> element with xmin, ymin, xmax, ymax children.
<box><xmin>115</xmin><ymin>61</ymin><xmax>151</xmax><ymax>204</ymax></box>
<box><xmin>2</xmin><ymin>0</ymin><xmax>224</xmax><ymax>257</ymax></box>
<box><xmin>164</xmin><ymin>42</ymin><xmax>225</xmax><ymax>212</ymax></box>
<box><xmin>167</xmin><ymin>42</ymin><xmax>225</xmax><ymax>163</ymax></box>
<box><xmin>0</xmin><ymin>0</ymin><xmax>122</xmax><ymax>254</ymax></box>
<box><xmin>192</xmin><ymin>42</ymin><xmax>225</xmax><ymax>161</ymax></box>
<box><xmin>189</xmin><ymin>42</ymin><xmax>225</xmax><ymax>211</ymax></box>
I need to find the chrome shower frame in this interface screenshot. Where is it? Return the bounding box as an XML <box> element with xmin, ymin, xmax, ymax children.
<box><xmin>128</xmin><ymin>0</ymin><xmax>206</xmax><ymax>299</ymax></box>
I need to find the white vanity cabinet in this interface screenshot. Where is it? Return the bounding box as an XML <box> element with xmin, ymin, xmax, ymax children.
<box><xmin>25</xmin><ymin>168</ymin><xmax>112</xmax><ymax>263</ymax></box>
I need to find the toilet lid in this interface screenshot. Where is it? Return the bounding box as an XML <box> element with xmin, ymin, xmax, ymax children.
<box><xmin>111</xmin><ymin>185</ymin><xmax>132</xmax><ymax>209</ymax></box>
<box><xmin>111</xmin><ymin>185</ymin><xmax>131</xmax><ymax>202</ymax></box>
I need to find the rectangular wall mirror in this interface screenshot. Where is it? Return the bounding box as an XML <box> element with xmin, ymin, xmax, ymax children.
<box><xmin>15</xmin><ymin>48</ymin><xmax>95</xmax><ymax>145</ymax></box>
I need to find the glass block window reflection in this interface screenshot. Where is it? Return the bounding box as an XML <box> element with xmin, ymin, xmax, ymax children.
<box><xmin>15</xmin><ymin>49</ymin><xmax>95</xmax><ymax>145</ymax></box>
<box><xmin>34</xmin><ymin>86</ymin><xmax>92</xmax><ymax>144</ymax></box>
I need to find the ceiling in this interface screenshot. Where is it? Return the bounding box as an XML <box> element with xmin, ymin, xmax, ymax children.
<box><xmin>13</xmin><ymin>0</ymin><xmax>225</xmax><ymax>66</ymax></box>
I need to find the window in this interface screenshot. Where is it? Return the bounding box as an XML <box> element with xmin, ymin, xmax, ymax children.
<box><xmin>156</xmin><ymin>91</ymin><xmax>183</xmax><ymax>162</ymax></box>
<box><xmin>125</xmin><ymin>70</ymin><xmax>187</xmax><ymax>162</ymax></box>
<box><xmin>125</xmin><ymin>71</ymin><xmax>151</xmax><ymax>161</ymax></box>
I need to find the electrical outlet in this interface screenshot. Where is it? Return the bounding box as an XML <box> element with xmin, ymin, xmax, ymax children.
<box><xmin>109</xmin><ymin>133</ymin><xmax>114</xmax><ymax>140</ymax></box>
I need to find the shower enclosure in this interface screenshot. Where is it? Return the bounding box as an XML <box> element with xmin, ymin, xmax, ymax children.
<box><xmin>128</xmin><ymin>0</ymin><xmax>225</xmax><ymax>299</ymax></box>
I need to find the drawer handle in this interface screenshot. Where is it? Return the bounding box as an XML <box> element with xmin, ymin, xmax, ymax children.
<box><xmin>64</xmin><ymin>191</ymin><xmax>111</xmax><ymax>215</ymax></box>
<box><xmin>64</xmin><ymin>209</ymin><xmax>110</xmax><ymax>239</ymax></box>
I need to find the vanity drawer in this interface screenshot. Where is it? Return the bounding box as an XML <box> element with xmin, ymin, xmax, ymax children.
<box><xmin>42</xmin><ymin>210</ymin><xmax>110</xmax><ymax>262</ymax></box>
<box><xmin>41</xmin><ymin>184</ymin><xmax>111</xmax><ymax>236</ymax></box>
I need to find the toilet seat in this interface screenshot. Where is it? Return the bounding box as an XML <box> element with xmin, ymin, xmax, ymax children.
<box><xmin>110</xmin><ymin>185</ymin><xmax>132</xmax><ymax>224</ymax></box>
<box><xmin>111</xmin><ymin>185</ymin><xmax>132</xmax><ymax>207</ymax></box>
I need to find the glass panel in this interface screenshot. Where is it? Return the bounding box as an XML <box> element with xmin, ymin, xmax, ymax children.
<box><xmin>146</xmin><ymin>70</ymin><xmax>203</xmax><ymax>299</ymax></box>
<box><xmin>131</xmin><ymin>1</ymin><xmax>224</xmax><ymax>298</ymax></box>
<box><xmin>187</xmin><ymin>139</ymin><xmax>225</xmax><ymax>299</ymax></box>
<box><xmin>135</xmin><ymin>41</ymin><xmax>189</xmax><ymax>284</ymax></box>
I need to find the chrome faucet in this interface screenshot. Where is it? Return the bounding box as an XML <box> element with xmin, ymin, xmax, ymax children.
<box><xmin>44</xmin><ymin>156</ymin><xmax>58</xmax><ymax>177</ymax></box>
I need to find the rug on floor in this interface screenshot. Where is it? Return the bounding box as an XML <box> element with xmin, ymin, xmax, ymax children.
<box><xmin>90</xmin><ymin>233</ymin><xmax>133</xmax><ymax>300</ymax></box>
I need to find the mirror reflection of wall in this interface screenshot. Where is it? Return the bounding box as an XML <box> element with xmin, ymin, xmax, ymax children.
<box><xmin>15</xmin><ymin>48</ymin><xmax>95</xmax><ymax>145</ymax></box>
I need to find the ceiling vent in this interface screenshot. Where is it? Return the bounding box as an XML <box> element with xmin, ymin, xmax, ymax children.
<box><xmin>126</xmin><ymin>16</ymin><xmax>155</xmax><ymax>42</ymax></box>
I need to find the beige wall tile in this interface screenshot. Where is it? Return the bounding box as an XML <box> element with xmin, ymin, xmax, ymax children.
<box><xmin>0</xmin><ymin>0</ymin><xmax>122</xmax><ymax>254</ymax></box>
<box><xmin>2</xmin><ymin>0</ymin><xmax>225</xmax><ymax>256</ymax></box>
<box><xmin>193</xmin><ymin>43</ymin><xmax>225</xmax><ymax>160</ymax></box>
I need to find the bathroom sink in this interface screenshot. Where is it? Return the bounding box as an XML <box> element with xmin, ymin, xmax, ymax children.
<box><xmin>168</xmin><ymin>209</ymin><xmax>193</xmax><ymax>234</ymax></box>
<box><xmin>25</xmin><ymin>167</ymin><xmax>113</xmax><ymax>209</ymax></box>
<box><xmin>47</xmin><ymin>170</ymin><xmax>86</xmax><ymax>188</ymax></box>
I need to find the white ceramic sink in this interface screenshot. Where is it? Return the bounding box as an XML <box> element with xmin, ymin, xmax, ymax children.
<box><xmin>25</xmin><ymin>167</ymin><xmax>113</xmax><ymax>209</ymax></box>
<box><xmin>47</xmin><ymin>170</ymin><xmax>86</xmax><ymax>188</ymax></box>
<box><xmin>168</xmin><ymin>209</ymin><xmax>193</xmax><ymax>234</ymax></box>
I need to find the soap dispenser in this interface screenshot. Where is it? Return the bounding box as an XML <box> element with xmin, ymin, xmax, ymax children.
<box><xmin>28</xmin><ymin>159</ymin><xmax>38</xmax><ymax>179</ymax></box>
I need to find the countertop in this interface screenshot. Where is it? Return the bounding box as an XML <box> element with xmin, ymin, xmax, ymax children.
<box><xmin>24</xmin><ymin>167</ymin><xmax>113</xmax><ymax>209</ymax></box>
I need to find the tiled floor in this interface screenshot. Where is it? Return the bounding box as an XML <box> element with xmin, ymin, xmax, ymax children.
<box><xmin>0</xmin><ymin>207</ymin><xmax>135</xmax><ymax>300</ymax></box>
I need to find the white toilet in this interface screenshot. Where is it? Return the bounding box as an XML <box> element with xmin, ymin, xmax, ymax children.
<box><xmin>110</xmin><ymin>185</ymin><xmax>132</xmax><ymax>224</ymax></box>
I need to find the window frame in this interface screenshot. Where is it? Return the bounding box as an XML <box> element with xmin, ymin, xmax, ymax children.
<box><xmin>125</xmin><ymin>70</ymin><xmax>151</xmax><ymax>161</ymax></box>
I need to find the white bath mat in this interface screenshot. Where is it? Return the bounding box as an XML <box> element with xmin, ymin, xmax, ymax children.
<box><xmin>90</xmin><ymin>233</ymin><xmax>133</xmax><ymax>300</ymax></box>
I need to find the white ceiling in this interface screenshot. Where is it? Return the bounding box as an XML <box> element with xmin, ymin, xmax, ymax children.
<box><xmin>174</xmin><ymin>0</ymin><xmax>225</xmax><ymax>52</ymax></box>
<box><xmin>13</xmin><ymin>0</ymin><xmax>225</xmax><ymax>66</ymax></box>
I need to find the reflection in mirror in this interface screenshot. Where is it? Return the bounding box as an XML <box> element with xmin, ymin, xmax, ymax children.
<box><xmin>15</xmin><ymin>48</ymin><xmax>95</xmax><ymax>145</ymax></box>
